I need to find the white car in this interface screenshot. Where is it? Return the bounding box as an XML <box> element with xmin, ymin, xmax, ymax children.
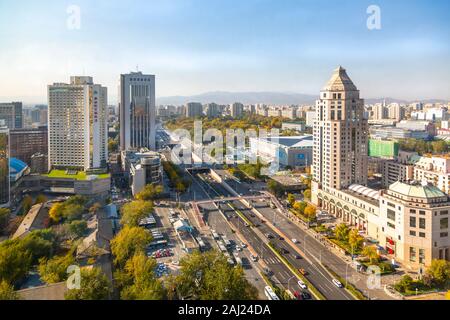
<box><xmin>297</xmin><ymin>280</ymin><xmax>307</xmax><ymax>290</ymax></box>
<box><xmin>292</xmin><ymin>239</ymin><xmax>298</xmax><ymax>244</ymax></box>
<box><xmin>332</xmin><ymin>279</ymin><xmax>343</xmax><ymax>288</ymax></box>
<box><xmin>236</xmin><ymin>247</ymin><xmax>242</xmax><ymax>252</ymax></box>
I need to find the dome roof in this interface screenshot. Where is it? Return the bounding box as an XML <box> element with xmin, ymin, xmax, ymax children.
<box><xmin>389</xmin><ymin>181</ymin><xmax>446</xmax><ymax>198</ymax></box>
<box><xmin>9</xmin><ymin>157</ymin><xmax>28</xmax><ymax>173</ymax></box>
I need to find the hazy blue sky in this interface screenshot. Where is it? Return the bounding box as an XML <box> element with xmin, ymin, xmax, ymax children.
<box><xmin>0</xmin><ymin>0</ymin><xmax>449</xmax><ymax>104</ymax></box>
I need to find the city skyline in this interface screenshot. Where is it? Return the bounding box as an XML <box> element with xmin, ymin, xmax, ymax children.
<box><xmin>0</xmin><ymin>0</ymin><xmax>449</xmax><ymax>104</ymax></box>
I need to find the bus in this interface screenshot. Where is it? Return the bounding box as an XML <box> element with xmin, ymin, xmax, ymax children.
<box><xmin>264</xmin><ymin>286</ymin><xmax>280</xmax><ymax>301</ymax></box>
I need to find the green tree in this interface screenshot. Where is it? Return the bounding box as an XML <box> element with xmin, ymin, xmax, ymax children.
<box><xmin>0</xmin><ymin>208</ymin><xmax>10</xmax><ymax>234</ymax></box>
<box><xmin>110</xmin><ymin>226</ymin><xmax>152</xmax><ymax>267</ymax></box>
<box><xmin>293</xmin><ymin>201</ymin><xmax>307</xmax><ymax>215</ymax></box>
<box><xmin>89</xmin><ymin>202</ymin><xmax>102</xmax><ymax>215</ymax></box>
<box><xmin>38</xmin><ymin>252</ymin><xmax>75</xmax><ymax>284</ymax></box>
<box><xmin>20</xmin><ymin>229</ymin><xmax>57</xmax><ymax>263</ymax></box>
<box><xmin>173</xmin><ymin>250</ymin><xmax>258</xmax><ymax>300</ymax></box>
<box><xmin>117</xmin><ymin>253</ymin><xmax>166</xmax><ymax>300</ymax></box>
<box><xmin>34</xmin><ymin>194</ymin><xmax>48</xmax><ymax>205</ymax></box>
<box><xmin>22</xmin><ymin>195</ymin><xmax>33</xmax><ymax>214</ymax></box>
<box><xmin>0</xmin><ymin>241</ymin><xmax>32</xmax><ymax>284</ymax></box>
<box><xmin>67</xmin><ymin>220</ymin><xmax>88</xmax><ymax>239</ymax></box>
<box><xmin>108</xmin><ymin>138</ymin><xmax>119</xmax><ymax>153</ymax></box>
<box><xmin>287</xmin><ymin>194</ymin><xmax>296</xmax><ymax>207</ymax></box>
<box><xmin>395</xmin><ymin>275</ymin><xmax>413</xmax><ymax>293</ymax></box>
<box><xmin>426</xmin><ymin>259</ymin><xmax>450</xmax><ymax>287</ymax></box>
<box><xmin>49</xmin><ymin>203</ymin><xmax>64</xmax><ymax>223</ymax></box>
<box><xmin>0</xmin><ymin>280</ymin><xmax>19</xmax><ymax>300</ymax></box>
<box><xmin>65</xmin><ymin>267</ymin><xmax>111</xmax><ymax>300</ymax></box>
<box><xmin>303</xmin><ymin>189</ymin><xmax>311</xmax><ymax>200</ymax></box>
<box><xmin>120</xmin><ymin>200</ymin><xmax>154</xmax><ymax>226</ymax></box>
<box><xmin>348</xmin><ymin>228</ymin><xmax>364</xmax><ymax>253</ymax></box>
<box><xmin>135</xmin><ymin>184</ymin><xmax>164</xmax><ymax>201</ymax></box>
<box><xmin>362</xmin><ymin>246</ymin><xmax>380</xmax><ymax>264</ymax></box>
<box><xmin>335</xmin><ymin>223</ymin><xmax>350</xmax><ymax>243</ymax></box>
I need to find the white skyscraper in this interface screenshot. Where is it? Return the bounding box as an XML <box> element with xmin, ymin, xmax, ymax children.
<box><xmin>119</xmin><ymin>72</ymin><xmax>156</xmax><ymax>151</ymax></box>
<box><xmin>48</xmin><ymin>76</ymin><xmax>108</xmax><ymax>171</ymax></box>
<box><xmin>312</xmin><ymin>66</ymin><xmax>368</xmax><ymax>191</ymax></box>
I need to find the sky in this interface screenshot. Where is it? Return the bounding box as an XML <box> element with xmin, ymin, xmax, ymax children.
<box><xmin>0</xmin><ymin>0</ymin><xmax>449</xmax><ymax>104</ymax></box>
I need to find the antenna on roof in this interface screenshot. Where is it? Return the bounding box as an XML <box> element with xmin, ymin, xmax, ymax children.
<box><xmin>136</xmin><ymin>65</ymin><xmax>139</xmax><ymax>72</ymax></box>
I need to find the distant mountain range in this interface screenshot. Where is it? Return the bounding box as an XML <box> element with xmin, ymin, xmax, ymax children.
<box><xmin>156</xmin><ymin>91</ymin><xmax>448</xmax><ymax>106</ymax></box>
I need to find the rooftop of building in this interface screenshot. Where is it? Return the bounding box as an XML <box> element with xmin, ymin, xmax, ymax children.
<box><xmin>322</xmin><ymin>66</ymin><xmax>358</xmax><ymax>92</ymax></box>
<box><xmin>388</xmin><ymin>181</ymin><xmax>447</xmax><ymax>199</ymax></box>
<box><xmin>43</xmin><ymin>170</ymin><xmax>110</xmax><ymax>181</ymax></box>
<box><xmin>256</xmin><ymin>135</ymin><xmax>313</xmax><ymax>148</ymax></box>
<box><xmin>9</xmin><ymin>157</ymin><xmax>28</xmax><ymax>174</ymax></box>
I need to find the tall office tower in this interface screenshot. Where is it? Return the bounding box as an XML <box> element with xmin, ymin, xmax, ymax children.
<box><xmin>312</xmin><ymin>66</ymin><xmax>368</xmax><ymax>191</ymax></box>
<box><xmin>230</xmin><ymin>102</ymin><xmax>244</xmax><ymax>118</ymax></box>
<box><xmin>48</xmin><ymin>76</ymin><xmax>108</xmax><ymax>171</ymax></box>
<box><xmin>185</xmin><ymin>102</ymin><xmax>203</xmax><ymax>118</ymax></box>
<box><xmin>205</xmin><ymin>103</ymin><xmax>220</xmax><ymax>118</ymax></box>
<box><xmin>0</xmin><ymin>102</ymin><xmax>22</xmax><ymax>129</ymax></box>
<box><xmin>0</xmin><ymin>123</ymin><xmax>9</xmax><ymax>207</ymax></box>
<box><xmin>119</xmin><ymin>72</ymin><xmax>156</xmax><ymax>151</ymax></box>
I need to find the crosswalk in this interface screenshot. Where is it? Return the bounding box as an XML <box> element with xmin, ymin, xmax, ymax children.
<box><xmin>265</xmin><ymin>256</ymin><xmax>281</xmax><ymax>265</ymax></box>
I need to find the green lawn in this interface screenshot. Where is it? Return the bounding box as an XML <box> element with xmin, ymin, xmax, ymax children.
<box><xmin>44</xmin><ymin>170</ymin><xmax>110</xmax><ymax>180</ymax></box>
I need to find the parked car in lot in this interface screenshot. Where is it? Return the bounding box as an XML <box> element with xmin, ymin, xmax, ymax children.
<box><xmin>293</xmin><ymin>291</ymin><xmax>302</xmax><ymax>300</ymax></box>
<box><xmin>297</xmin><ymin>280</ymin><xmax>307</xmax><ymax>290</ymax></box>
<box><xmin>332</xmin><ymin>279</ymin><xmax>343</xmax><ymax>288</ymax></box>
<box><xmin>280</xmin><ymin>248</ymin><xmax>289</xmax><ymax>254</ymax></box>
<box><xmin>265</xmin><ymin>233</ymin><xmax>274</xmax><ymax>239</ymax></box>
<box><xmin>240</xmin><ymin>242</ymin><xmax>247</xmax><ymax>248</ymax></box>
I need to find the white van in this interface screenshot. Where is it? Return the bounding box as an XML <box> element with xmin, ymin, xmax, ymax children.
<box><xmin>332</xmin><ymin>279</ymin><xmax>343</xmax><ymax>288</ymax></box>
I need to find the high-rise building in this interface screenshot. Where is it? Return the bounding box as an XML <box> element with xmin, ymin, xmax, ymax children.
<box><xmin>0</xmin><ymin>102</ymin><xmax>22</xmax><ymax>129</ymax></box>
<box><xmin>119</xmin><ymin>72</ymin><xmax>156</xmax><ymax>151</ymax></box>
<box><xmin>230</xmin><ymin>102</ymin><xmax>244</xmax><ymax>118</ymax></box>
<box><xmin>205</xmin><ymin>103</ymin><xmax>220</xmax><ymax>118</ymax></box>
<box><xmin>10</xmin><ymin>126</ymin><xmax>48</xmax><ymax>166</ymax></box>
<box><xmin>48</xmin><ymin>76</ymin><xmax>108</xmax><ymax>171</ymax></box>
<box><xmin>0</xmin><ymin>123</ymin><xmax>9</xmax><ymax>207</ymax></box>
<box><xmin>312</xmin><ymin>66</ymin><xmax>368</xmax><ymax>191</ymax></box>
<box><xmin>185</xmin><ymin>102</ymin><xmax>203</xmax><ymax>118</ymax></box>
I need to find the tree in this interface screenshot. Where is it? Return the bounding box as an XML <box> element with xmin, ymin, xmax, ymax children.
<box><xmin>173</xmin><ymin>250</ymin><xmax>258</xmax><ymax>300</ymax></box>
<box><xmin>293</xmin><ymin>201</ymin><xmax>307</xmax><ymax>215</ymax></box>
<box><xmin>89</xmin><ymin>202</ymin><xmax>102</xmax><ymax>215</ymax></box>
<box><xmin>0</xmin><ymin>208</ymin><xmax>10</xmax><ymax>234</ymax></box>
<box><xmin>348</xmin><ymin>228</ymin><xmax>364</xmax><ymax>253</ymax></box>
<box><xmin>135</xmin><ymin>184</ymin><xmax>164</xmax><ymax>201</ymax></box>
<box><xmin>34</xmin><ymin>194</ymin><xmax>48</xmax><ymax>205</ymax></box>
<box><xmin>0</xmin><ymin>280</ymin><xmax>19</xmax><ymax>300</ymax></box>
<box><xmin>335</xmin><ymin>223</ymin><xmax>350</xmax><ymax>242</ymax></box>
<box><xmin>20</xmin><ymin>229</ymin><xmax>57</xmax><ymax>263</ymax></box>
<box><xmin>49</xmin><ymin>203</ymin><xmax>64</xmax><ymax>223</ymax></box>
<box><xmin>22</xmin><ymin>195</ymin><xmax>33</xmax><ymax>214</ymax></box>
<box><xmin>304</xmin><ymin>205</ymin><xmax>316</xmax><ymax>220</ymax></box>
<box><xmin>120</xmin><ymin>200</ymin><xmax>154</xmax><ymax>226</ymax></box>
<box><xmin>38</xmin><ymin>252</ymin><xmax>75</xmax><ymax>284</ymax></box>
<box><xmin>117</xmin><ymin>253</ymin><xmax>166</xmax><ymax>300</ymax></box>
<box><xmin>287</xmin><ymin>194</ymin><xmax>296</xmax><ymax>207</ymax></box>
<box><xmin>110</xmin><ymin>226</ymin><xmax>152</xmax><ymax>267</ymax></box>
<box><xmin>65</xmin><ymin>267</ymin><xmax>111</xmax><ymax>300</ymax></box>
<box><xmin>362</xmin><ymin>246</ymin><xmax>380</xmax><ymax>264</ymax></box>
<box><xmin>267</xmin><ymin>180</ymin><xmax>283</xmax><ymax>197</ymax></box>
<box><xmin>62</xmin><ymin>204</ymin><xmax>84</xmax><ymax>221</ymax></box>
<box><xmin>395</xmin><ymin>275</ymin><xmax>413</xmax><ymax>293</ymax></box>
<box><xmin>425</xmin><ymin>259</ymin><xmax>450</xmax><ymax>287</ymax></box>
<box><xmin>67</xmin><ymin>220</ymin><xmax>88</xmax><ymax>239</ymax></box>
<box><xmin>108</xmin><ymin>138</ymin><xmax>119</xmax><ymax>153</ymax></box>
<box><xmin>303</xmin><ymin>189</ymin><xmax>311</xmax><ymax>200</ymax></box>
<box><xmin>446</xmin><ymin>290</ymin><xmax>450</xmax><ymax>300</ymax></box>
<box><xmin>0</xmin><ymin>241</ymin><xmax>32</xmax><ymax>284</ymax></box>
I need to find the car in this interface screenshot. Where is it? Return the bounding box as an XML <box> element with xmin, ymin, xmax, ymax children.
<box><xmin>332</xmin><ymin>279</ymin><xmax>343</xmax><ymax>288</ymax></box>
<box><xmin>298</xmin><ymin>268</ymin><xmax>308</xmax><ymax>275</ymax></box>
<box><xmin>293</xmin><ymin>291</ymin><xmax>302</xmax><ymax>300</ymax></box>
<box><xmin>301</xmin><ymin>291</ymin><xmax>312</xmax><ymax>300</ymax></box>
<box><xmin>244</xmin><ymin>223</ymin><xmax>250</xmax><ymax>227</ymax></box>
<box><xmin>240</xmin><ymin>242</ymin><xmax>247</xmax><ymax>248</ymax></box>
<box><xmin>279</xmin><ymin>236</ymin><xmax>284</xmax><ymax>241</ymax></box>
<box><xmin>265</xmin><ymin>233</ymin><xmax>274</xmax><ymax>239</ymax></box>
<box><xmin>236</xmin><ymin>246</ymin><xmax>242</xmax><ymax>252</ymax></box>
<box><xmin>250</xmin><ymin>255</ymin><xmax>258</xmax><ymax>262</ymax></box>
<box><xmin>280</xmin><ymin>248</ymin><xmax>289</xmax><ymax>254</ymax></box>
<box><xmin>263</xmin><ymin>267</ymin><xmax>273</xmax><ymax>276</ymax></box>
<box><xmin>297</xmin><ymin>280</ymin><xmax>307</xmax><ymax>290</ymax></box>
<box><xmin>292</xmin><ymin>239</ymin><xmax>298</xmax><ymax>244</ymax></box>
<box><xmin>294</xmin><ymin>254</ymin><xmax>302</xmax><ymax>259</ymax></box>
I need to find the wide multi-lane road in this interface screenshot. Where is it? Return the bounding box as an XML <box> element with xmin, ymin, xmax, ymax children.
<box><xmin>192</xmin><ymin>172</ymin><xmax>354</xmax><ymax>300</ymax></box>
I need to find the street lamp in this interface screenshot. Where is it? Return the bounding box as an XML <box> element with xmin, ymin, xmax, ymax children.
<box><xmin>287</xmin><ymin>275</ymin><xmax>296</xmax><ymax>292</ymax></box>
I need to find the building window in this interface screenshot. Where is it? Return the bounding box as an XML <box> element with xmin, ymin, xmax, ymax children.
<box><xmin>440</xmin><ymin>218</ymin><xmax>448</xmax><ymax>230</ymax></box>
<box><xmin>409</xmin><ymin>247</ymin><xmax>416</xmax><ymax>262</ymax></box>
<box><xmin>419</xmin><ymin>249</ymin><xmax>425</xmax><ymax>264</ymax></box>
<box><xmin>419</xmin><ymin>232</ymin><xmax>426</xmax><ymax>238</ymax></box>
<box><xmin>410</xmin><ymin>230</ymin><xmax>416</xmax><ymax>236</ymax></box>
<box><xmin>410</xmin><ymin>217</ymin><xmax>416</xmax><ymax>228</ymax></box>
<box><xmin>419</xmin><ymin>210</ymin><xmax>426</xmax><ymax>215</ymax></box>
<box><xmin>440</xmin><ymin>210</ymin><xmax>448</xmax><ymax>215</ymax></box>
<box><xmin>440</xmin><ymin>232</ymin><xmax>448</xmax><ymax>238</ymax></box>
<box><xmin>419</xmin><ymin>218</ymin><xmax>426</xmax><ymax>229</ymax></box>
<box><xmin>387</xmin><ymin>209</ymin><xmax>396</xmax><ymax>221</ymax></box>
